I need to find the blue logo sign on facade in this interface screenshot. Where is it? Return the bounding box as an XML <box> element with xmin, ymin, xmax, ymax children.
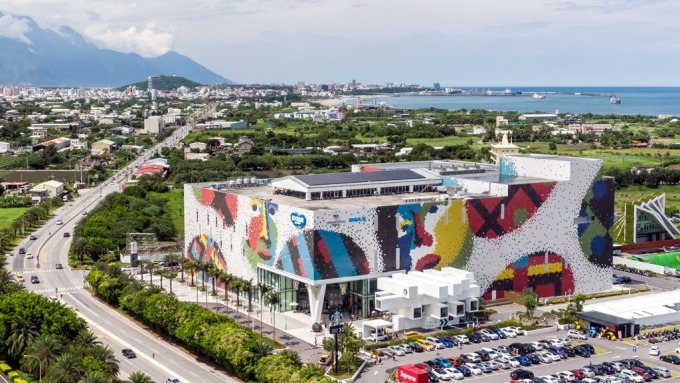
<box><xmin>291</xmin><ymin>212</ymin><xmax>307</xmax><ymax>229</ymax></box>
<box><xmin>348</xmin><ymin>216</ymin><xmax>367</xmax><ymax>223</ymax></box>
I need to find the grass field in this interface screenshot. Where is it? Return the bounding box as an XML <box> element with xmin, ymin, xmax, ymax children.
<box><xmin>149</xmin><ymin>188</ymin><xmax>184</xmax><ymax>237</ymax></box>
<box><xmin>0</xmin><ymin>207</ymin><xmax>28</xmax><ymax>232</ymax></box>
<box><xmin>639</xmin><ymin>252</ymin><xmax>680</xmax><ymax>269</ymax></box>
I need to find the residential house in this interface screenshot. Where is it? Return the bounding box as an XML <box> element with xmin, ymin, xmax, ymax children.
<box><xmin>30</xmin><ymin>180</ymin><xmax>64</xmax><ymax>204</ymax></box>
<box><xmin>91</xmin><ymin>139</ymin><xmax>116</xmax><ymax>154</ymax></box>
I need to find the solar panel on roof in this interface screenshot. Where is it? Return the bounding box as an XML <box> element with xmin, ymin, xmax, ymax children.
<box><xmin>292</xmin><ymin>169</ymin><xmax>425</xmax><ymax>186</ymax></box>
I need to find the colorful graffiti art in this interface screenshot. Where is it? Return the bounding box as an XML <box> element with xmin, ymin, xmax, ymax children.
<box><xmin>466</xmin><ymin>183</ymin><xmax>556</xmax><ymax>239</ymax></box>
<box><xmin>486</xmin><ymin>252</ymin><xmax>576</xmax><ymax>298</ymax></box>
<box><xmin>279</xmin><ymin>230</ymin><xmax>369</xmax><ymax>280</ymax></box>
<box><xmin>187</xmin><ymin>234</ymin><xmax>226</xmax><ymax>271</ymax></box>
<box><xmin>197</xmin><ymin>188</ymin><xmax>239</xmax><ymax>226</ymax></box>
<box><xmin>577</xmin><ymin>177</ymin><xmax>615</xmax><ymax>267</ymax></box>
<box><xmin>244</xmin><ymin>199</ymin><xmax>279</xmax><ymax>268</ymax></box>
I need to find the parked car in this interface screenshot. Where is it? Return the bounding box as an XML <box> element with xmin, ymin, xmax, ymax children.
<box><xmin>480</xmin><ymin>329</ymin><xmax>499</xmax><ymax>340</ymax></box>
<box><xmin>443</xmin><ymin>367</ymin><xmax>464</xmax><ymax>380</ymax></box>
<box><xmin>409</xmin><ymin>342</ymin><xmax>424</xmax><ymax>353</ymax></box>
<box><xmin>620</xmin><ymin>369</ymin><xmax>644</xmax><ymax>383</ymax></box>
<box><xmin>453</xmin><ymin>335</ymin><xmax>470</xmax><ymax>344</ymax></box>
<box><xmin>367</xmin><ymin>332</ymin><xmax>391</xmax><ymax>342</ymax></box>
<box><xmin>567</xmin><ymin>330</ymin><xmax>588</xmax><ymax>339</ymax></box>
<box><xmin>464</xmin><ymin>363</ymin><xmax>482</xmax><ymax>375</ymax></box>
<box><xmin>510</xmin><ymin>369</ymin><xmax>535</xmax><ymax>380</ymax></box>
<box><xmin>433</xmin><ymin>357</ymin><xmax>452</xmax><ymax>368</ymax></box>
<box><xmin>524</xmin><ymin>353</ymin><xmax>540</xmax><ymax>364</ymax></box>
<box><xmin>438</xmin><ymin>337</ymin><xmax>454</xmax><ymax>348</ymax></box>
<box><xmin>467</xmin><ymin>333</ymin><xmax>483</xmax><ymax>343</ymax></box>
<box><xmin>426</xmin><ymin>337</ymin><xmax>446</xmax><ymax>349</ymax></box>
<box><xmin>660</xmin><ymin>354</ymin><xmax>680</xmax><ymax>364</ymax></box>
<box><xmin>579</xmin><ymin>343</ymin><xmax>595</xmax><ymax>354</ymax></box>
<box><xmin>455</xmin><ymin>365</ymin><xmax>471</xmax><ymax>377</ymax></box>
<box><xmin>446</xmin><ymin>357</ymin><xmax>463</xmax><ymax>367</ymax></box>
<box><xmin>491</xmin><ymin>328</ymin><xmax>507</xmax><ymax>339</ymax></box>
<box><xmin>653</xmin><ymin>366</ymin><xmax>671</xmax><ymax>378</ymax></box>
<box><xmin>122</xmin><ymin>348</ymin><xmax>136</xmax><ymax>358</ymax></box>
<box><xmin>513</xmin><ymin>355</ymin><xmax>531</xmax><ymax>367</ymax></box>
<box><xmin>388</xmin><ymin>345</ymin><xmax>405</xmax><ymax>356</ymax></box>
<box><xmin>574</xmin><ymin>345</ymin><xmax>591</xmax><ymax>357</ymax></box>
<box><xmin>416</xmin><ymin>339</ymin><xmax>435</xmax><ymax>351</ymax></box>
<box><xmin>461</xmin><ymin>353</ymin><xmax>481</xmax><ymax>363</ymax></box>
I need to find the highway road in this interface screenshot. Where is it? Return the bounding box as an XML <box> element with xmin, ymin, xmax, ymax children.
<box><xmin>7</xmin><ymin>105</ymin><xmax>240</xmax><ymax>383</ymax></box>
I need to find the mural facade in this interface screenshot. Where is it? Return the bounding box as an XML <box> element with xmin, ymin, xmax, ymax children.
<box><xmin>185</xmin><ymin>156</ymin><xmax>615</xmax><ymax>299</ymax></box>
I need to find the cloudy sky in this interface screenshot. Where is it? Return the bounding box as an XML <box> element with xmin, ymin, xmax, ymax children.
<box><xmin>0</xmin><ymin>0</ymin><xmax>678</xmax><ymax>86</ymax></box>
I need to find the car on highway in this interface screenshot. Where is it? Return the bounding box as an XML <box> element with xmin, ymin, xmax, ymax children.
<box><xmin>29</xmin><ymin>234</ymin><xmax>37</xmax><ymax>240</ymax></box>
<box><xmin>63</xmin><ymin>232</ymin><xmax>70</xmax><ymax>237</ymax></box>
<box><xmin>82</xmin><ymin>211</ymin><xmax>88</xmax><ymax>215</ymax></box>
<box><xmin>26</xmin><ymin>252</ymin><xmax>34</xmax><ymax>259</ymax></box>
<box><xmin>31</xmin><ymin>275</ymin><xmax>40</xmax><ymax>284</ymax></box>
<box><xmin>166</xmin><ymin>379</ymin><xmax>181</xmax><ymax>383</ymax></box>
<box><xmin>122</xmin><ymin>348</ymin><xmax>136</xmax><ymax>358</ymax></box>
<box><xmin>56</xmin><ymin>219</ymin><xmax>63</xmax><ymax>225</ymax></box>
<box><xmin>660</xmin><ymin>354</ymin><xmax>680</xmax><ymax>364</ymax></box>
<box><xmin>56</xmin><ymin>263</ymin><xmax>63</xmax><ymax>269</ymax></box>
<box><xmin>567</xmin><ymin>329</ymin><xmax>588</xmax><ymax>339</ymax></box>
<box><xmin>15</xmin><ymin>274</ymin><xmax>25</xmax><ymax>283</ymax></box>
<box><xmin>19</xmin><ymin>248</ymin><xmax>26</xmax><ymax>254</ymax></box>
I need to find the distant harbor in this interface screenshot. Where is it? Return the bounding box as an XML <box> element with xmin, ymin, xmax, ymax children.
<box><xmin>328</xmin><ymin>87</ymin><xmax>680</xmax><ymax>116</ymax></box>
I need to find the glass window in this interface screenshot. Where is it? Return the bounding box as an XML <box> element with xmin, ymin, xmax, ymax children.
<box><xmin>413</xmin><ymin>306</ymin><xmax>422</xmax><ymax>319</ymax></box>
<box><xmin>440</xmin><ymin>307</ymin><xmax>448</xmax><ymax>318</ymax></box>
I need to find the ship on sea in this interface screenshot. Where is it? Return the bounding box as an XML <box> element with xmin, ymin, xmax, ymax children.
<box><xmin>610</xmin><ymin>94</ymin><xmax>621</xmax><ymax>104</ymax></box>
<box><xmin>532</xmin><ymin>93</ymin><xmax>546</xmax><ymax>100</ymax></box>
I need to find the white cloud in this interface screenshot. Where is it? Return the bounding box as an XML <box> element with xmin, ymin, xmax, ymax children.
<box><xmin>0</xmin><ymin>14</ymin><xmax>32</xmax><ymax>44</ymax></box>
<box><xmin>84</xmin><ymin>24</ymin><xmax>174</xmax><ymax>57</ymax></box>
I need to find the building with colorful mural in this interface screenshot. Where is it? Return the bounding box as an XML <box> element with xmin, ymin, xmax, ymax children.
<box><xmin>184</xmin><ymin>154</ymin><xmax>614</xmax><ymax>325</ymax></box>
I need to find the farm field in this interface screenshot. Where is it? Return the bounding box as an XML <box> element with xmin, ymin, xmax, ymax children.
<box><xmin>0</xmin><ymin>207</ymin><xmax>28</xmax><ymax>233</ymax></box>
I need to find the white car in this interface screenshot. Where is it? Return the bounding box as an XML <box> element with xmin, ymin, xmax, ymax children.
<box><xmin>480</xmin><ymin>329</ymin><xmax>499</xmax><ymax>340</ymax></box>
<box><xmin>388</xmin><ymin>345</ymin><xmax>405</xmax><ymax>356</ymax></box>
<box><xmin>649</xmin><ymin>345</ymin><xmax>660</xmax><ymax>356</ymax></box>
<box><xmin>536</xmin><ymin>352</ymin><xmax>553</xmax><ymax>363</ymax></box>
<box><xmin>26</xmin><ymin>252</ymin><xmax>34</xmax><ymax>259</ymax></box>
<box><xmin>454</xmin><ymin>335</ymin><xmax>470</xmax><ymax>344</ymax></box>
<box><xmin>567</xmin><ymin>329</ymin><xmax>587</xmax><ymax>339</ymax></box>
<box><xmin>540</xmin><ymin>376</ymin><xmax>560</xmax><ymax>383</ymax></box>
<box><xmin>56</xmin><ymin>219</ymin><xmax>63</xmax><ymax>225</ymax></box>
<box><xmin>366</xmin><ymin>333</ymin><xmax>390</xmax><ymax>342</ymax></box>
<box><xmin>464</xmin><ymin>363</ymin><xmax>482</xmax><ymax>375</ymax></box>
<box><xmin>505</xmin><ymin>326</ymin><xmax>526</xmax><ymax>335</ymax></box>
<box><xmin>426</xmin><ymin>337</ymin><xmax>446</xmax><ymax>349</ymax></box>
<box><xmin>486</xmin><ymin>360</ymin><xmax>501</xmax><ymax>370</ymax></box>
<box><xmin>620</xmin><ymin>369</ymin><xmax>644</xmax><ymax>383</ymax></box>
<box><xmin>548</xmin><ymin>338</ymin><xmax>565</xmax><ymax>347</ymax></box>
<box><xmin>499</xmin><ymin>357</ymin><xmax>520</xmax><ymax>368</ymax></box>
<box><xmin>557</xmin><ymin>371</ymin><xmax>575</xmax><ymax>381</ymax></box>
<box><xmin>544</xmin><ymin>351</ymin><xmax>561</xmax><ymax>361</ymax></box>
<box><xmin>479</xmin><ymin>347</ymin><xmax>499</xmax><ymax>359</ymax></box>
<box><xmin>530</xmin><ymin>341</ymin><xmax>544</xmax><ymax>350</ymax></box>
<box><xmin>580</xmin><ymin>367</ymin><xmax>596</xmax><ymax>377</ymax></box>
<box><xmin>500</xmin><ymin>328</ymin><xmax>517</xmax><ymax>338</ymax></box>
<box><xmin>443</xmin><ymin>367</ymin><xmax>464</xmax><ymax>380</ymax></box>
<box><xmin>431</xmin><ymin>368</ymin><xmax>451</xmax><ymax>381</ymax></box>
<box><xmin>462</xmin><ymin>352</ymin><xmax>481</xmax><ymax>363</ymax></box>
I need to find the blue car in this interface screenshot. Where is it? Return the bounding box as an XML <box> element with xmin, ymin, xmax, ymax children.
<box><xmin>432</xmin><ymin>357</ymin><xmax>452</xmax><ymax>368</ymax></box>
<box><xmin>491</xmin><ymin>328</ymin><xmax>507</xmax><ymax>339</ymax></box>
<box><xmin>514</xmin><ymin>355</ymin><xmax>531</xmax><ymax>367</ymax></box>
<box><xmin>455</xmin><ymin>365</ymin><xmax>472</xmax><ymax>377</ymax></box>
<box><xmin>438</xmin><ymin>337</ymin><xmax>454</xmax><ymax>348</ymax></box>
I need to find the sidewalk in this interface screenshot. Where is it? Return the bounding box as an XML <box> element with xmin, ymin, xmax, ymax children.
<box><xmin>143</xmin><ymin>274</ymin><xmax>329</xmax><ymax>363</ymax></box>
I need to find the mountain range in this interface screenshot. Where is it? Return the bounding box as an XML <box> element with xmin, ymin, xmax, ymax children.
<box><xmin>0</xmin><ymin>13</ymin><xmax>231</xmax><ymax>87</ymax></box>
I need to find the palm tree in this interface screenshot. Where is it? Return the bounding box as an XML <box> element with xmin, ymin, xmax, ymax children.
<box><xmin>74</xmin><ymin>330</ymin><xmax>101</xmax><ymax>347</ymax></box>
<box><xmin>209</xmin><ymin>264</ymin><xmax>221</xmax><ymax>296</ymax></box>
<box><xmin>77</xmin><ymin>371</ymin><xmax>108</xmax><ymax>383</ymax></box>
<box><xmin>178</xmin><ymin>256</ymin><xmax>191</xmax><ymax>283</ymax></box>
<box><xmin>233</xmin><ymin>278</ymin><xmax>245</xmax><ymax>316</ymax></box>
<box><xmin>0</xmin><ymin>269</ymin><xmax>18</xmax><ymax>293</ymax></box>
<box><xmin>145</xmin><ymin>260</ymin><xmax>158</xmax><ymax>285</ymax></box>
<box><xmin>253</xmin><ymin>340</ymin><xmax>274</xmax><ymax>358</ymax></box>
<box><xmin>163</xmin><ymin>253</ymin><xmax>180</xmax><ymax>268</ymax></box>
<box><xmin>186</xmin><ymin>260</ymin><xmax>198</xmax><ymax>287</ymax></box>
<box><xmin>166</xmin><ymin>270</ymin><xmax>178</xmax><ymax>294</ymax></box>
<box><xmin>45</xmin><ymin>352</ymin><xmax>85</xmax><ymax>383</ymax></box>
<box><xmin>22</xmin><ymin>334</ymin><xmax>64</xmax><ymax>377</ymax></box>
<box><xmin>264</xmin><ymin>292</ymin><xmax>281</xmax><ymax>344</ymax></box>
<box><xmin>221</xmin><ymin>271</ymin><xmax>233</xmax><ymax>303</ymax></box>
<box><xmin>6</xmin><ymin>317</ymin><xmax>39</xmax><ymax>357</ymax></box>
<box><xmin>257</xmin><ymin>282</ymin><xmax>272</xmax><ymax>336</ymax></box>
<box><xmin>89</xmin><ymin>344</ymin><xmax>120</xmax><ymax>376</ymax></box>
<box><xmin>197</xmin><ymin>262</ymin><xmax>209</xmax><ymax>291</ymax></box>
<box><xmin>280</xmin><ymin>349</ymin><xmax>302</xmax><ymax>367</ymax></box>
<box><xmin>245</xmin><ymin>278</ymin><xmax>254</xmax><ymax>314</ymax></box>
<box><xmin>124</xmin><ymin>371</ymin><xmax>154</xmax><ymax>383</ymax></box>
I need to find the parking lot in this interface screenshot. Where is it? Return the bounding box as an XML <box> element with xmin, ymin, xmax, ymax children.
<box><xmin>355</xmin><ymin>327</ymin><xmax>680</xmax><ymax>383</ymax></box>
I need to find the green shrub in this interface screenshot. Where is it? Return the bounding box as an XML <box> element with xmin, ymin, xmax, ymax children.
<box><xmin>7</xmin><ymin>371</ymin><xmax>19</xmax><ymax>379</ymax></box>
<box><xmin>0</xmin><ymin>363</ymin><xmax>11</xmax><ymax>373</ymax></box>
<box><xmin>14</xmin><ymin>379</ymin><xmax>28</xmax><ymax>383</ymax></box>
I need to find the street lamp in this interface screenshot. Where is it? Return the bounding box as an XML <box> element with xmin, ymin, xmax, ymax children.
<box><xmin>24</xmin><ymin>354</ymin><xmax>42</xmax><ymax>381</ymax></box>
<box><xmin>286</xmin><ymin>302</ymin><xmax>299</xmax><ymax>330</ymax></box>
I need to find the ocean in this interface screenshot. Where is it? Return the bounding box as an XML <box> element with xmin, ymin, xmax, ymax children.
<box><xmin>361</xmin><ymin>87</ymin><xmax>680</xmax><ymax>116</ymax></box>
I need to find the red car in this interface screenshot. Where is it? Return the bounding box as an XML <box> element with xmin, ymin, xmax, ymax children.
<box><xmin>447</xmin><ymin>357</ymin><xmax>463</xmax><ymax>367</ymax></box>
<box><xmin>571</xmin><ymin>369</ymin><xmax>585</xmax><ymax>379</ymax></box>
